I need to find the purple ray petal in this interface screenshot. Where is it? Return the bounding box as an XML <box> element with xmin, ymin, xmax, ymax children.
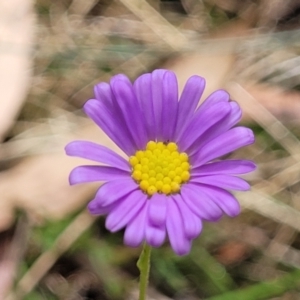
<box><xmin>124</xmin><ymin>201</ymin><xmax>149</xmax><ymax>247</ymax></box>
<box><xmin>167</xmin><ymin>197</ymin><xmax>192</xmax><ymax>256</ymax></box>
<box><xmin>198</xmin><ymin>183</ymin><xmax>241</xmax><ymax>217</ymax></box>
<box><xmin>148</xmin><ymin>193</ymin><xmax>167</xmax><ymax>227</ymax></box>
<box><xmin>192</xmin><ymin>160</ymin><xmax>256</xmax><ymax>176</ymax></box>
<box><xmin>87</xmin><ymin>201</ymin><xmax>116</xmax><ymax>215</ymax></box>
<box><xmin>197</xmin><ymin>89</ymin><xmax>230</xmax><ymax>113</ymax></box>
<box><xmin>174</xmin><ymin>75</ymin><xmax>206</xmax><ymax>140</ymax></box>
<box><xmin>181</xmin><ymin>184</ymin><xmax>223</xmax><ymax>221</ymax></box>
<box><xmin>94</xmin><ymin>82</ymin><xmax>114</xmax><ymax>110</ymax></box>
<box><xmin>111</xmin><ymin>75</ymin><xmax>148</xmax><ymax>150</ymax></box>
<box><xmin>174</xmin><ymin>195</ymin><xmax>202</xmax><ymax>239</ymax></box>
<box><xmin>65</xmin><ymin>141</ymin><xmax>130</xmax><ymax>171</ymax></box>
<box><xmin>133</xmin><ymin>73</ymin><xmax>156</xmax><ymax>141</ymax></box>
<box><xmin>83</xmin><ymin>99</ymin><xmax>135</xmax><ymax>155</ymax></box>
<box><xmin>92</xmin><ymin>178</ymin><xmax>138</xmax><ymax>206</ymax></box>
<box><xmin>192</xmin><ymin>127</ymin><xmax>255</xmax><ymax>167</ymax></box>
<box><xmin>105</xmin><ymin>190</ymin><xmax>146</xmax><ymax>232</ymax></box>
<box><xmin>188</xmin><ymin>101</ymin><xmax>242</xmax><ymax>156</ymax></box>
<box><xmin>151</xmin><ymin>69</ymin><xmax>168</xmax><ymax>141</ymax></box>
<box><xmin>145</xmin><ymin>223</ymin><xmax>166</xmax><ymax>248</ymax></box>
<box><xmin>191</xmin><ymin>175</ymin><xmax>250</xmax><ymax>191</ymax></box>
<box><xmin>161</xmin><ymin>71</ymin><xmax>178</xmax><ymax>141</ymax></box>
<box><xmin>221</xmin><ymin>101</ymin><xmax>242</xmax><ymax>129</ymax></box>
<box><xmin>69</xmin><ymin>166</ymin><xmax>129</xmax><ymax>185</ymax></box>
<box><xmin>178</xmin><ymin>101</ymin><xmax>230</xmax><ymax>151</ymax></box>
<box><xmin>201</xmin><ymin>101</ymin><xmax>242</xmax><ymax>142</ymax></box>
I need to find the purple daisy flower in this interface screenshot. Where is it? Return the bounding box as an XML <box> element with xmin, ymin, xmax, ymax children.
<box><xmin>65</xmin><ymin>69</ymin><xmax>255</xmax><ymax>256</ymax></box>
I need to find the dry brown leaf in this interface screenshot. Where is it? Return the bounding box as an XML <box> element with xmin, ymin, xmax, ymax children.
<box><xmin>163</xmin><ymin>20</ymin><xmax>252</xmax><ymax>97</ymax></box>
<box><xmin>229</xmin><ymin>82</ymin><xmax>300</xmax><ymax>123</ymax></box>
<box><xmin>0</xmin><ymin>120</ymin><xmax>124</xmax><ymax>230</ymax></box>
<box><xmin>165</xmin><ymin>52</ymin><xmax>235</xmax><ymax>98</ymax></box>
<box><xmin>215</xmin><ymin>241</ymin><xmax>250</xmax><ymax>265</ymax></box>
<box><xmin>0</xmin><ymin>0</ymin><xmax>35</xmax><ymax>141</ymax></box>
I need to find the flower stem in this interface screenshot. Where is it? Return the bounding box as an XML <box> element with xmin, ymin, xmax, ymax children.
<box><xmin>137</xmin><ymin>243</ymin><xmax>152</xmax><ymax>300</ymax></box>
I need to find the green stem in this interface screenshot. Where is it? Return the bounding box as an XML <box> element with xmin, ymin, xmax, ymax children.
<box><xmin>137</xmin><ymin>243</ymin><xmax>152</xmax><ymax>300</ymax></box>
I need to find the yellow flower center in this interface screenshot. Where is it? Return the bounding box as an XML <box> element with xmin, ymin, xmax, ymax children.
<box><xmin>129</xmin><ymin>141</ymin><xmax>191</xmax><ymax>196</ymax></box>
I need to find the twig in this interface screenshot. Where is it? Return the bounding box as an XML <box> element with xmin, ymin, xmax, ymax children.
<box><xmin>5</xmin><ymin>210</ymin><xmax>96</xmax><ymax>300</ymax></box>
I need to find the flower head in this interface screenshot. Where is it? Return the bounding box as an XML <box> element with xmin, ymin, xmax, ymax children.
<box><xmin>65</xmin><ymin>69</ymin><xmax>255</xmax><ymax>255</ymax></box>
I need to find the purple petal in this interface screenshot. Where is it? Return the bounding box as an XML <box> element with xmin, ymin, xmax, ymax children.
<box><xmin>145</xmin><ymin>199</ymin><xmax>167</xmax><ymax>248</ymax></box>
<box><xmin>221</xmin><ymin>101</ymin><xmax>242</xmax><ymax>129</ymax></box>
<box><xmin>145</xmin><ymin>223</ymin><xmax>166</xmax><ymax>248</ymax></box>
<box><xmin>65</xmin><ymin>141</ymin><xmax>130</xmax><ymax>171</ymax></box>
<box><xmin>83</xmin><ymin>99</ymin><xmax>135</xmax><ymax>155</ymax></box>
<box><xmin>174</xmin><ymin>75</ymin><xmax>206</xmax><ymax>140</ymax></box>
<box><xmin>151</xmin><ymin>69</ymin><xmax>168</xmax><ymax>141</ymax></box>
<box><xmin>133</xmin><ymin>73</ymin><xmax>156</xmax><ymax>141</ymax></box>
<box><xmin>92</xmin><ymin>179</ymin><xmax>138</xmax><ymax>206</ymax></box>
<box><xmin>69</xmin><ymin>166</ymin><xmax>129</xmax><ymax>185</ymax></box>
<box><xmin>178</xmin><ymin>101</ymin><xmax>231</xmax><ymax>151</ymax></box>
<box><xmin>192</xmin><ymin>127</ymin><xmax>255</xmax><ymax>167</ymax></box>
<box><xmin>191</xmin><ymin>175</ymin><xmax>250</xmax><ymax>191</ymax></box>
<box><xmin>201</xmin><ymin>101</ymin><xmax>242</xmax><ymax>142</ymax></box>
<box><xmin>181</xmin><ymin>184</ymin><xmax>223</xmax><ymax>221</ymax></box>
<box><xmin>199</xmin><ymin>184</ymin><xmax>241</xmax><ymax>217</ymax></box>
<box><xmin>161</xmin><ymin>71</ymin><xmax>178</xmax><ymax>141</ymax></box>
<box><xmin>197</xmin><ymin>89</ymin><xmax>230</xmax><ymax>113</ymax></box>
<box><xmin>148</xmin><ymin>193</ymin><xmax>167</xmax><ymax>227</ymax></box>
<box><xmin>105</xmin><ymin>190</ymin><xmax>146</xmax><ymax>232</ymax></box>
<box><xmin>88</xmin><ymin>201</ymin><xmax>116</xmax><ymax>215</ymax></box>
<box><xmin>188</xmin><ymin>101</ymin><xmax>242</xmax><ymax>156</ymax></box>
<box><xmin>111</xmin><ymin>75</ymin><xmax>148</xmax><ymax>150</ymax></box>
<box><xmin>174</xmin><ymin>195</ymin><xmax>202</xmax><ymax>239</ymax></box>
<box><xmin>166</xmin><ymin>196</ymin><xmax>192</xmax><ymax>256</ymax></box>
<box><xmin>94</xmin><ymin>82</ymin><xmax>114</xmax><ymax>110</ymax></box>
<box><xmin>124</xmin><ymin>201</ymin><xmax>149</xmax><ymax>247</ymax></box>
<box><xmin>192</xmin><ymin>160</ymin><xmax>256</xmax><ymax>176</ymax></box>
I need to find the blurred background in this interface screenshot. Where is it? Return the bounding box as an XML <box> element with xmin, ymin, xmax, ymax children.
<box><xmin>1</xmin><ymin>0</ymin><xmax>300</xmax><ymax>299</ymax></box>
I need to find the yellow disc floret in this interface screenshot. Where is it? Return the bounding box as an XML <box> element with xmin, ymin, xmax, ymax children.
<box><xmin>129</xmin><ymin>141</ymin><xmax>191</xmax><ymax>196</ymax></box>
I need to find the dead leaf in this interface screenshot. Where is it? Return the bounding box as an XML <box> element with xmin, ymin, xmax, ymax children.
<box><xmin>215</xmin><ymin>240</ymin><xmax>250</xmax><ymax>265</ymax></box>
<box><xmin>0</xmin><ymin>120</ymin><xmax>125</xmax><ymax>230</ymax></box>
<box><xmin>0</xmin><ymin>0</ymin><xmax>35</xmax><ymax>141</ymax></box>
<box><xmin>164</xmin><ymin>52</ymin><xmax>235</xmax><ymax>98</ymax></box>
<box><xmin>228</xmin><ymin>82</ymin><xmax>300</xmax><ymax>123</ymax></box>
